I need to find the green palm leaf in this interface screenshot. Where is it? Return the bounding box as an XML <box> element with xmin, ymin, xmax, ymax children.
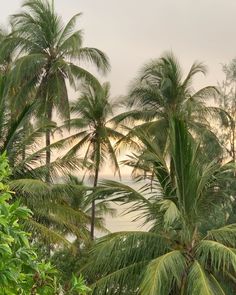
<box><xmin>140</xmin><ymin>250</ymin><xmax>186</xmax><ymax>295</ymax></box>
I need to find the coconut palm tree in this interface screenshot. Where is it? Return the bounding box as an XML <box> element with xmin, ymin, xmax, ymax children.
<box><xmin>0</xmin><ymin>102</ymin><xmax>86</xmax><ymax>246</ymax></box>
<box><xmin>116</xmin><ymin>52</ymin><xmax>228</xmax><ymax>162</ymax></box>
<box><xmin>63</xmin><ymin>81</ymin><xmax>124</xmax><ymax>239</ymax></box>
<box><xmin>7</xmin><ymin>0</ymin><xmax>110</xmax><ymax>181</ymax></box>
<box><xmin>84</xmin><ymin>117</ymin><xmax>236</xmax><ymax>294</ymax></box>
<box><xmin>0</xmin><ymin>70</ymin><xmax>98</xmax><ymax>247</ymax></box>
<box><xmin>0</xmin><ymin>23</ymin><xmax>110</xmax><ymax>249</ymax></box>
<box><xmin>11</xmin><ymin>173</ymin><xmax>114</xmax><ymax>250</ymax></box>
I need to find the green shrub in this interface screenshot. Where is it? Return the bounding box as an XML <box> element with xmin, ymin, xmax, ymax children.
<box><xmin>0</xmin><ymin>153</ymin><xmax>90</xmax><ymax>294</ymax></box>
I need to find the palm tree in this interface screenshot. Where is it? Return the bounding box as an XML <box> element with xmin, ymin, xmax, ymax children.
<box><xmin>64</xmin><ymin>81</ymin><xmax>124</xmax><ymax>239</ymax></box>
<box><xmin>85</xmin><ymin>117</ymin><xmax>236</xmax><ymax>294</ymax></box>
<box><xmin>0</xmin><ymin>30</ymin><xmax>109</xmax><ymax>249</ymax></box>
<box><xmin>55</xmin><ymin>174</ymin><xmax>116</xmax><ymax>241</ymax></box>
<box><xmin>7</xmin><ymin>0</ymin><xmax>110</xmax><ymax>181</ymax></box>
<box><xmin>0</xmin><ymin>72</ymin><xmax>95</xmax><ymax>247</ymax></box>
<box><xmin>11</xmin><ymin>173</ymin><xmax>114</xmax><ymax>251</ymax></box>
<box><xmin>116</xmin><ymin>52</ymin><xmax>227</xmax><ymax>162</ymax></box>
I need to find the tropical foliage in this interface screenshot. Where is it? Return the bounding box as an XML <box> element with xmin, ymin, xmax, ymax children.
<box><xmin>64</xmin><ymin>81</ymin><xmax>123</xmax><ymax>238</ymax></box>
<box><xmin>4</xmin><ymin>0</ymin><xmax>109</xmax><ymax>181</ymax></box>
<box><xmin>116</xmin><ymin>53</ymin><xmax>227</xmax><ymax>161</ymax></box>
<box><xmin>84</xmin><ymin>118</ymin><xmax>236</xmax><ymax>294</ymax></box>
<box><xmin>0</xmin><ymin>0</ymin><xmax>235</xmax><ymax>294</ymax></box>
<box><xmin>0</xmin><ymin>153</ymin><xmax>91</xmax><ymax>294</ymax></box>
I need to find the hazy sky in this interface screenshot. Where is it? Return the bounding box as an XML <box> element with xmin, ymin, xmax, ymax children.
<box><xmin>1</xmin><ymin>0</ymin><xmax>236</xmax><ymax>97</ymax></box>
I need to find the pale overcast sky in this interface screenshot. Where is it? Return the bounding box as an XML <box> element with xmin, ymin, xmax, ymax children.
<box><xmin>1</xmin><ymin>0</ymin><xmax>236</xmax><ymax>97</ymax></box>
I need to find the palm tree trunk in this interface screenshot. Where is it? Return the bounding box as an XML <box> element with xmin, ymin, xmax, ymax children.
<box><xmin>90</xmin><ymin>165</ymin><xmax>99</xmax><ymax>240</ymax></box>
<box><xmin>45</xmin><ymin>104</ymin><xmax>52</xmax><ymax>183</ymax></box>
<box><xmin>232</xmin><ymin>125</ymin><xmax>235</xmax><ymax>163</ymax></box>
<box><xmin>90</xmin><ymin>138</ymin><xmax>100</xmax><ymax>240</ymax></box>
<box><xmin>22</xmin><ymin>122</ymin><xmax>28</xmax><ymax>161</ymax></box>
<box><xmin>22</xmin><ymin>144</ymin><xmax>26</xmax><ymax>161</ymax></box>
<box><xmin>170</xmin><ymin>157</ymin><xmax>175</xmax><ymax>186</ymax></box>
<box><xmin>45</xmin><ymin>130</ymin><xmax>51</xmax><ymax>182</ymax></box>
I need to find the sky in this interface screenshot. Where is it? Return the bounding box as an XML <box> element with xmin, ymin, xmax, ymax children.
<box><xmin>1</xmin><ymin>0</ymin><xmax>236</xmax><ymax>97</ymax></box>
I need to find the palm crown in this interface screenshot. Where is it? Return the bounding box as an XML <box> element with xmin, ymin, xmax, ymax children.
<box><xmin>9</xmin><ymin>0</ymin><xmax>110</xmax><ymax>116</ymax></box>
<box><xmin>117</xmin><ymin>52</ymin><xmax>225</xmax><ymax>159</ymax></box>
<box><xmin>66</xmin><ymin>82</ymin><xmax>122</xmax><ymax>172</ymax></box>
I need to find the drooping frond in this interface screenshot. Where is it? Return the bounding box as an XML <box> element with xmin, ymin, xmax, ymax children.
<box><xmin>24</xmin><ymin>219</ymin><xmax>71</xmax><ymax>247</ymax></box>
<box><xmin>85</xmin><ymin>231</ymin><xmax>169</xmax><ymax>293</ymax></box>
<box><xmin>140</xmin><ymin>250</ymin><xmax>186</xmax><ymax>295</ymax></box>
<box><xmin>187</xmin><ymin>261</ymin><xmax>221</xmax><ymax>295</ymax></box>
<box><xmin>207</xmin><ymin>224</ymin><xmax>236</xmax><ymax>247</ymax></box>
<box><xmin>196</xmin><ymin>240</ymin><xmax>236</xmax><ymax>273</ymax></box>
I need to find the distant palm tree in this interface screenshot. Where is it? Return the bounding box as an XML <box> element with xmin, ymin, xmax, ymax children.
<box><xmin>85</xmin><ymin>117</ymin><xmax>236</xmax><ymax>294</ymax></box>
<box><xmin>8</xmin><ymin>0</ymin><xmax>110</xmax><ymax>181</ymax></box>
<box><xmin>64</xmin><ymin>81</ymin><xmax>124</xmax><ymax>239</ymax></box>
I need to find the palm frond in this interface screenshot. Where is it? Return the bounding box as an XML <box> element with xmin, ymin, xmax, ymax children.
<box><xmin>196</xmin><ymin>240</ymin><xmax>236</xmax><ymax>273</ymax></box>
<box><xmin>187</xmin><ymin>261</ymin><xmax>219</xmax><ymax>295</ymax></box>
<box><xmin>140</xmin><ymin>250</ymin><xmax>186</xmax><ymax>295</ymax></box>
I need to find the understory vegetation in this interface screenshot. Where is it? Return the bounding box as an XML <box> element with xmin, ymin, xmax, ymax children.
<box><xmin>0</xmin><ymin>0</ymin><xmax>236</xmax><ymax>294</ymax></box>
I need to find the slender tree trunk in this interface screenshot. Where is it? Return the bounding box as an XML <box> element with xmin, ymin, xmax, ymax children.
<box><xmin>46</xmin><ymin>105</ymin><xmax>52</xmax><ymax>254</ymax></box>
<box><xmin>232</xmin><ymin>125</ymin><xmax>235</xmax><ymax>163</ymax></box>
<box><xmin>233</xmin><ymin>88</ymin><xmax>236</xmax><ymax>174</ymax></box>
<box><xmin>22</xmin><ymin>122</ymin><xmax>28</xmax><ymax>161</ymax></box>
<box><xmin>232</xmin><ymin>125</ymin><xmax>236</xmax><ymax>177</ymax></box>
<box><xmin>45</xmin><ymin>129</ymin><xmax>51</xmax><ymax>182</ymax></box>
<box><xmin>22</xmin><ymin>145</ymin><xmax>26</xmax><ymax>161</ymax></box>
<box><xmin>170</xmin><ymin>157</ymin><xmax>175</xmax><ymax>186</ymax></box>
<box><xmin>90</xmin><ymin>165</ymin><xmax>99</xmax><ymax>240</ymax></box>
<box><xmin>90</xmin><ymin>138</ymin><xmax>100</xmax><ymax>240</ymax></box>
<box><xmin>45</xmin><ymin>104</ymin><xmax>52</xmax><ymax>183</ymax></box>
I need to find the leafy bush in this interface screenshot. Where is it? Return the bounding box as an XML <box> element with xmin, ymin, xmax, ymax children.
<box><xmin>0</xmin><ymin>153</ymin><xmax>90</xmax><ymax>294</ymax></box>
